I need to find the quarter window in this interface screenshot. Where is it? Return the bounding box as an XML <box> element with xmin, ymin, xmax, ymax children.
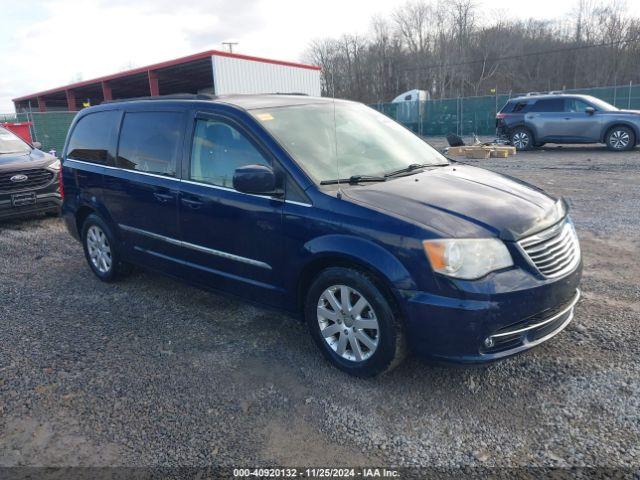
<box><xmin>117</xmin><ymin>112</ymin><xmax>182</xmax><ymax>177</ymax></box>
<box><xmin>512</xmin><ymin>102</ymin><xmax>529</xmax><ymax>113</ymax></box>
<box><xmin>190</xmin><ymin>119</ymin><xmax>270</xmax><ymax>188</ymax></box>
<box><xmin>67</xmin><ymin>110</ymin><xmax>119</xmax><ymax>165</ymax></box>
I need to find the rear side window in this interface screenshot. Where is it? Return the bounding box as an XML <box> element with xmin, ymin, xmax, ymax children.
<box><xmin>117</xmin><ymin>112</ymin><xmax>182</xmax><ymax>177</ymax></box>
<box><xmin>67</xmin><ymin>110</ymin><xmax>119</xmax><ymax>165</ymax></box>
<box><xmin>529</xmin><ymin>99</ymin><xmax>564</xmax><ymax>112</ymax></box>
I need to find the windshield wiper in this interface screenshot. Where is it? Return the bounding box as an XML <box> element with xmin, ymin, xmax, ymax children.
<box><xmin>384</xmin><ymin>162</ymin><xmax>448</xmax><ymax>178</ymax></box>
<box><xmin>320</xmin><ymin>175</ymin><xmax>387</xmax><ymax>185</ymax></box>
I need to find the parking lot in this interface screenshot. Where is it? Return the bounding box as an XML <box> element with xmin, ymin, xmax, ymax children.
<box><xmin>0</xmin><ymin>141</ymin><xmax>638</xmax><ymax>469</ymax></box>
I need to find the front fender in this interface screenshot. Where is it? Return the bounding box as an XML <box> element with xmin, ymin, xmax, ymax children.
<box><xmin>285</xmin><ymin>234</ymin><xmax>417</xmax><ymax>312</ymax></box>
<box><xmin>600</xmin><ymin>120</ymin><xmax>640</xmax><ymax>143</ymax></box>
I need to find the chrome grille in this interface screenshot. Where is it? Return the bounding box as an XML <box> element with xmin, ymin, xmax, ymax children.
<box><xmin>518</xmin><ymin>219</ymin><xmax>580</xmax><ymax>278</ymax></box>
<box><xmin>0</xmin><ymin>169</ymin><xmax>54</xmax><ymax>193</ymax></box>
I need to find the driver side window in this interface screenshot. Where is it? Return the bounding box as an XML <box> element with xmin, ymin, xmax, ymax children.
<box><xmin>566</xmin><ymin>99</ymin><xmax>591</xmax><ymax>113</ymax></box>
<box><xmin>190</xmin><ymin>119</ymin><xmax>270</xmax><ymax>188</ymax></box>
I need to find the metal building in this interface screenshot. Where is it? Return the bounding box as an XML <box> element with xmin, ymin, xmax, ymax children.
<box><xmin>12</xmin><ymin>50</ymin><xmax>321</xmax><ymax>112</ymax></box>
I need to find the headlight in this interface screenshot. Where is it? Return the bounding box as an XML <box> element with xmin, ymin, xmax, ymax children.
<box><xmin>422</xmin><ymin>238</ymin><xmax>513</xmax><ymax>280</ymax></box>
<box><xmin>48</xmin><ymin>159</ymin><xmax>61</xmax><ymax>171</ymax></box>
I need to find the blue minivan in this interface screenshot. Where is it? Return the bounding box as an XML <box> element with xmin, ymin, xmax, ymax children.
<box><xmin>61</xmin><ymin>94</ymin><xmax>582</xmax><ymax>377</ymax></box>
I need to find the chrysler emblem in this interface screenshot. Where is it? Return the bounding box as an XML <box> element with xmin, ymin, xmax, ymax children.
<box><xmin>10</xmin><ymin>174</ymin><xmax>28</xmax><ymax>183</ymax></box>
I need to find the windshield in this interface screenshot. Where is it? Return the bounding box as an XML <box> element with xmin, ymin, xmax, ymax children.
<box><xmin>251</xmin><ymin>102</ymin><xmax>447</xmax><ymax>183</ymax></box>
<box><xmin>0</xmin><ymin>127</ymin><xmax>31</xmax><ymax>154</ymax></box>
<box><xmin>585</xmin><ymin>96</ymin><xmax>618</xmax><ymax>111</ymax></box>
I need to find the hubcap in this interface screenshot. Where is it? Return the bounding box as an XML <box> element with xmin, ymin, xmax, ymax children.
<box><xmin>610</xmin><ymin>130</ymin><xmax>629</xmax><ymax>149</ymax></box>
<box><xmin>86</xmin><ymin>225</ymin><xmax>112</xmax><ymax>274</ymax></box>
<box><xmin>317</xmin><ymin>285</ymin><xmax>380</xmax><ymax>362</ymax></box>
<box><xmin>512</xmin><ymin>132</ymin><xmax>529</xmax><ymax>149</ymax></box>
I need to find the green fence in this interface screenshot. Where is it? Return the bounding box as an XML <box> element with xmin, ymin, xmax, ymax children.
<box><xmin>27</xmin><ymin>112</ymin><xmax>77</xmax><ymax>155</ymax></box>
<box><xmin>3</xmin><ymin>83</ymin><xmax>639</xmax><ymax>153</ymax></box>
<box><xmin>2</xmin><ymin>111</ymin><xmax>77</xmax><ymax>155</ymax></box>
<box><xmin>371</xmin><ymin>83</ymin><xmax>640</xmax><ymax>136</ymax></box>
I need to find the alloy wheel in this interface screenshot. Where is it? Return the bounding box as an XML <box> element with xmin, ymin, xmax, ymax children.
<box><xmin>609</xmin><ymin>130</ymin><xmax>630</xmax><ymax>150</ymax></box>
<box><xmin>86</xmin><ymin>225</ymin><xmax>112</xmax><ymax>274</ymax></box>
<box><xmin>317</xmin><ymin>285</ymin><xmax>380</xmax><ymax>362</ymax></box>
<box><xmin>512</xmin><ymin>131</ymin><xmax>529</xmax><ymax>149</ymax></box>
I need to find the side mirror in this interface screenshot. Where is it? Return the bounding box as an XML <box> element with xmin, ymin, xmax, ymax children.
<box><xmin>585</xmin><ymin>107</ymin><xmax>595</xmax><ymax>115</ymax></box>
<box><xmin>32</xmin><ymin>141</ymin><xmax>42</xmax><ymax>149</ymax></box>
<box><xmin>233</xmin><ymin>164</ymin><xmax>282</xmax><ymax>196</ymax></box>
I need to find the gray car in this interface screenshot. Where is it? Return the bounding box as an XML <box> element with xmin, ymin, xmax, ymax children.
<box><xmin>496</xmin><ymin>93</ymin><xmax>640</xmax><ymax>151</ymax></box>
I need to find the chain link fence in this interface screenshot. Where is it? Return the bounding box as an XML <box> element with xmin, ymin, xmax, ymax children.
<box><xmin>1</xmin><ymin>111</ymin><xmax>76</xmax><ymax>155</ymax></box>
<box><xmin>372</xmin><ymin>83</ymin><xmax>640</xmax><ymax>136</ymax></box>
<box><xmin>1</xmin><ymin>83</ymin><xmax>638</xmax><ymax>152</ymax></box>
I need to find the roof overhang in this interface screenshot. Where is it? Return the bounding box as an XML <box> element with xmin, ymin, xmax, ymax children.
<box><xmin>12</xmin><ymin>49</ymin><xmax>321</xmax><ymax>102</ymax></box>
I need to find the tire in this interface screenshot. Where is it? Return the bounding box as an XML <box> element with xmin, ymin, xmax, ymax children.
<box><xmin>510</xmin><ymin>127</ymin><xmax>534</xmax><ymax>151</ymax></box>
<box><xmin>605</xmin><ymin>126</ymin><xmax>635</xmax><ymax>151</ymax></box>
<box><xmin>304</xmin><ymin>267</ymin><xmax>407</xmax><ymax>377</ymax></box>
<box><xmin>81</xmin><ymin>214</ymin><xmax>131</xmax><ymax>282</ymax></box>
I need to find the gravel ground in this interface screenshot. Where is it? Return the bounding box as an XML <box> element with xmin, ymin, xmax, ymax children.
<box><xmin>0</xmin><ymin>140</ymin><xmax>639</xmax><ymax>471</ymax></box>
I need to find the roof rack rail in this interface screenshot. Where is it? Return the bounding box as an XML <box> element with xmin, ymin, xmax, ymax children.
<box><xmin>548</xmin><ymin>90</ymin><xmax>566</xmax><ymax>95</ymax></box>
<box><xmin>525</xmin><ymin>91</ymin><xmax>542</xmax><ymax>96</ymax></box>
<box><xmin>103</xmin><ymin>93</ymin><xmax>215</xmax><ymax>104</ymax></box>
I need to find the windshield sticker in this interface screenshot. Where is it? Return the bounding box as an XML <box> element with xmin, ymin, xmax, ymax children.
<box><xmin>256</xmin><ymin>113</ymin><xmax>274</xmax><ymax>121</ymax></box>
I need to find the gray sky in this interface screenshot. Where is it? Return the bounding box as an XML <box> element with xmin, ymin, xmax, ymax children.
<box><xmin>2</xmin><ymin>0</ymin><xmax>638</xmax><ymax>111</ymax></box>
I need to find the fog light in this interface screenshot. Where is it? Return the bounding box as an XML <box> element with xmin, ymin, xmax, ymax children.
<box><xmin>484</xmin><ymin>337</ymin><xmax>494</xmax><ymax>348</ymax></box>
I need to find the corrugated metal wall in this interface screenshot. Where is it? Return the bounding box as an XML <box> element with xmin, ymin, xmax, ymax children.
<box><xmin>212</xmin><ymin>56</ymin><xmax>321</xmax><ymax>96</ymax></box>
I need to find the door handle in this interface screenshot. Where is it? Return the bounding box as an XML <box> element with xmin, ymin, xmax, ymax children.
<box><xmin>181</xmin><ymin>197</ymin><xmax>203</xmax><ymax>209</ymax></box>
<box><xmin>153</xmin><ymin>192</ymin><xmax>174</xmax><ymax>203</ymax></box>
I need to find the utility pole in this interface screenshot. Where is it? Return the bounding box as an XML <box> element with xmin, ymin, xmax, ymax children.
<box><xmin>222</xmin><ymin>42</ymin><xmax>239</xmax><ymax>53</ymax></box>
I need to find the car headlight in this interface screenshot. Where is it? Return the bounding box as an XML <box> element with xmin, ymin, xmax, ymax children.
<box><xmin>48</xmin><ymin>159</ymin><xmax>61</xmax><ymax>171</ymax></box>
<box><xmin>422</xmin><ymin>238</ymin><xmax>513</xmax><ymax>280</ymax></box>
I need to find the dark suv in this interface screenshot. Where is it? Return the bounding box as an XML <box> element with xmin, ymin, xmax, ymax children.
<box><xmin>61</xmin><ymin>95</ymin><xmax>582</xmax><ymax>377</ymax></box>
<box><xmin>0</xmin><ymin>126</ymin><xmax>62</xmax><ymax>221</ymax></box>
<box><xmin>497</xmin><ymin>93</ymin><xmax>640</xmax><ymax>151</ymax></box>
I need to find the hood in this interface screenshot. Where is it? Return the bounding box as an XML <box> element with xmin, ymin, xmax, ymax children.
<box><xmin>599</xmin><ymin>109</ymin><xmax>640</xmax><ymax>116</ymax></box>
<box><xmin>0</xmin><ymin>148</ymin><xmax>57</xmax><ymax>172</ymax></box>
<box><xmin>341</xmin><ymin>164</ymin><xmax>563</xmax><ymax>240</ymax></box>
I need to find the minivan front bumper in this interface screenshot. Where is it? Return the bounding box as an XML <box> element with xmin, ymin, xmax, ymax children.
<box><xmin>401</xmin><ymin>262</ymin><xmax>582</xmax><ymax>363</ymax></box>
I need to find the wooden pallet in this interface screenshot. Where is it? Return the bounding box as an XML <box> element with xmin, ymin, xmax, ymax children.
<box><xmin>446</xmin><ymin>145</ymin><xmax>516</xmax><ymax>159</ymax></box>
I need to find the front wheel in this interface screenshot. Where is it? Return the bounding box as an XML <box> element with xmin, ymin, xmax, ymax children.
<box><xmin>305</xmin><ymin>267</ymin><xmax>406</xmax><ymax>377</ymax></box>
<box><xmin>605</xmin><ymin>126</ymin><xmax>635</xmax><ymax>151</ymax></box>
<box><xmin>510</xmin><ymin>127</ymin><xmax>534</xmax><ymax>151</ymax></box>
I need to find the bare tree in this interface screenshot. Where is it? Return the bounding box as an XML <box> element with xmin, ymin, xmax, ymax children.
<box><xmin>305</xmin><ymin>0</ymin><xmax>640</xmax><ymax>103</ymax></box>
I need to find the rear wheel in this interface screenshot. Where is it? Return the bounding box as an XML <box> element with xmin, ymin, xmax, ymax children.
<box><xmin>605</xmin><ymin>126</ymin><xmax>635</xmax><ymax>151</ymax></box>
<box><xmin>510</xmin><ymin>127</ymin><xmax>534</xmax><ymax>151</ymax></box>
<box><xmin>305</xmin><ymin>267</ymin><xmax>406</xmax><ymax>377</ymax></box>
<box><xmin>81</xmin><ymin>214</ymin><xmax>131</xmax><ymax>282</ymax></box>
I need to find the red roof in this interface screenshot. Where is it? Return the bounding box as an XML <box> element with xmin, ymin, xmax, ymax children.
<box><xmin>13</xmin><ymin>49</ymin><xmax>320</xmax><ymax>102</ymax></box>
